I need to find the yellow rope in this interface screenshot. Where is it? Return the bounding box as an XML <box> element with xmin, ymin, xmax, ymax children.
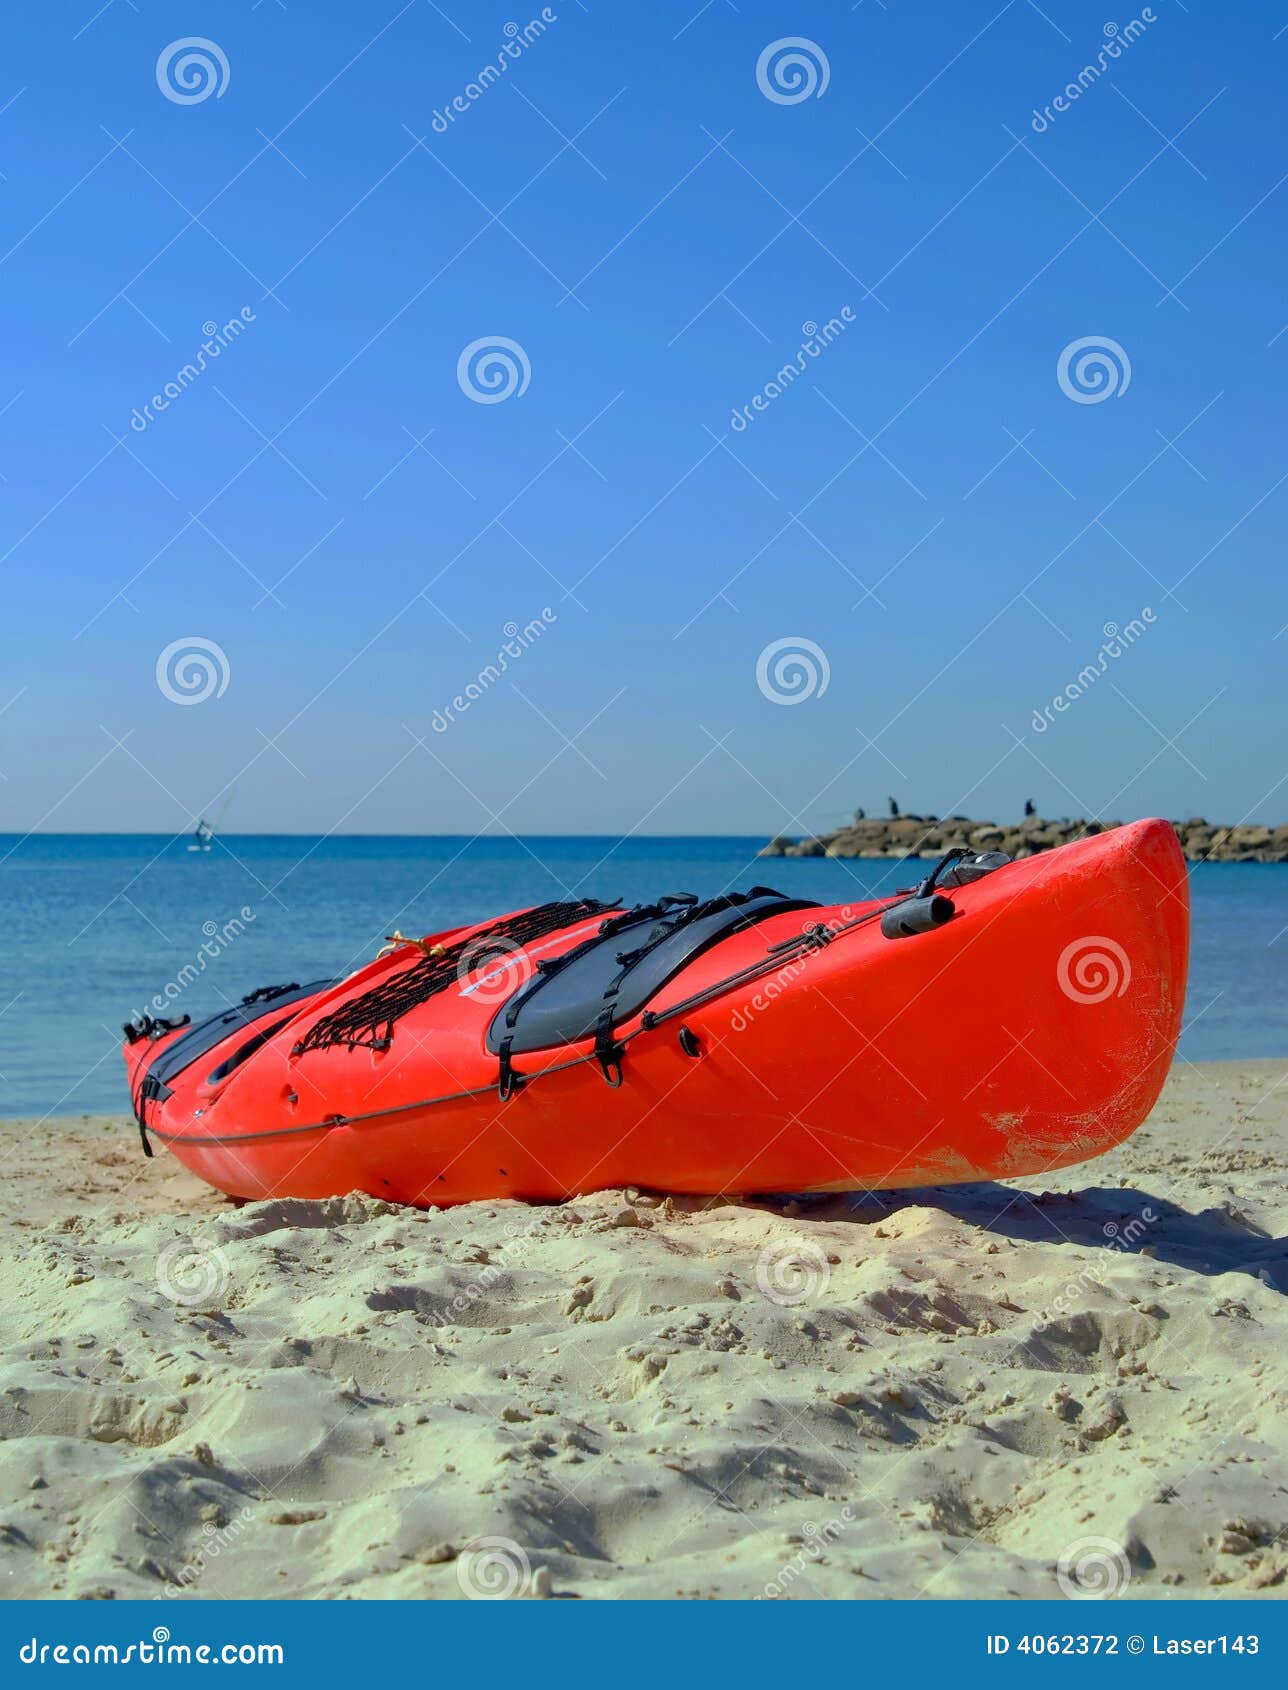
<box><xmin>376</xmin><ymin>931</ymin><xmax>447</xmax><ymax>961</ymax></box>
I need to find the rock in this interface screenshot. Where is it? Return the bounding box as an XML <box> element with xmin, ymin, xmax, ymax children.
<box><xmin>758</xmin><ymin>814</ymin><xmax>1287</xmax><ymax>864</ymax></box>
<box><xmin>876</xmin><ymin>819</ymin><xmax>914</xmax><ymax>842</ymax></box>
<box><xmin>1083</xmin><ymin>1395</ymin><xmax>1127</xmax><ymax>1441</ymax></box>
<box><xmin>1045</xmin><ymin>1387</ymin><xmax>1080</xmax><ymax>1423</ymax></box>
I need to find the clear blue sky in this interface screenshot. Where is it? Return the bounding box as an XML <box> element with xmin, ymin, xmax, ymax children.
<box><xmin>0</xmin><ymin>0</ymin><xmax>1283</xmax><ymax>836</ymax></box>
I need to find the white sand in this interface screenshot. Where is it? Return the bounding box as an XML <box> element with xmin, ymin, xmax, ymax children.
<box><xmin>1</xmin><ymin>1060</ymin><xmax>1285</xmax><ymax>1601</ymax></box>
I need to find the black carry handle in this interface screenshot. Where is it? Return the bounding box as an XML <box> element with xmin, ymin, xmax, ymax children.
<box><xmin>881</xmin><ymin>894</ymin><xmax>955</xmax><ymax>940</ymax></box>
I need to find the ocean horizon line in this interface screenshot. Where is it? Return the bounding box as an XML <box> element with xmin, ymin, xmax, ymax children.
<box><xmin>0</xmin><ymin>829</ymin><xmax>779</xmax><ymax>842</ymax></box>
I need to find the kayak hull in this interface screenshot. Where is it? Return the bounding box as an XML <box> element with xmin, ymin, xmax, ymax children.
<box><xmin>125</xmin><ymin>819</ymin><xmax>1188</xmax><ymax>1205</ymax></box>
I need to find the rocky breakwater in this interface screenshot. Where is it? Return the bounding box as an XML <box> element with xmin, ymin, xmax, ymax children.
<box><xmin>760</xmin><ymin>815</ymin><xmax>1288</xmax><ymax>864</ymax></box>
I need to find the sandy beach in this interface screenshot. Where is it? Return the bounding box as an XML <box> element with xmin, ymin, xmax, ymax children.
<box><xmin>1</xmin><ymin>1059</ymin><xmax>1285</xmax><ymax>1601</ymax></box>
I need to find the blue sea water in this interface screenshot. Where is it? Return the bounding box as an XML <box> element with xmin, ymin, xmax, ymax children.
<box><xmin>0</xmin><ymin>834</ymin><xmax>1284</xmax><ymax>1118</ymax></box>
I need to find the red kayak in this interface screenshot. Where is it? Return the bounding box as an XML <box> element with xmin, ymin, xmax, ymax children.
<box><xmin>123</xmin><ymin>819</ymin><xmax>1188</xmax><ymax>1207</ymax></box>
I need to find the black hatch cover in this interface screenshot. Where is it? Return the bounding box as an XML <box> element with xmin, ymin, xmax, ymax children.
<box><xmin>485</xmin><ymin>891</ymin><xmax>816</xmax><ymax>1056</ymax></box>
